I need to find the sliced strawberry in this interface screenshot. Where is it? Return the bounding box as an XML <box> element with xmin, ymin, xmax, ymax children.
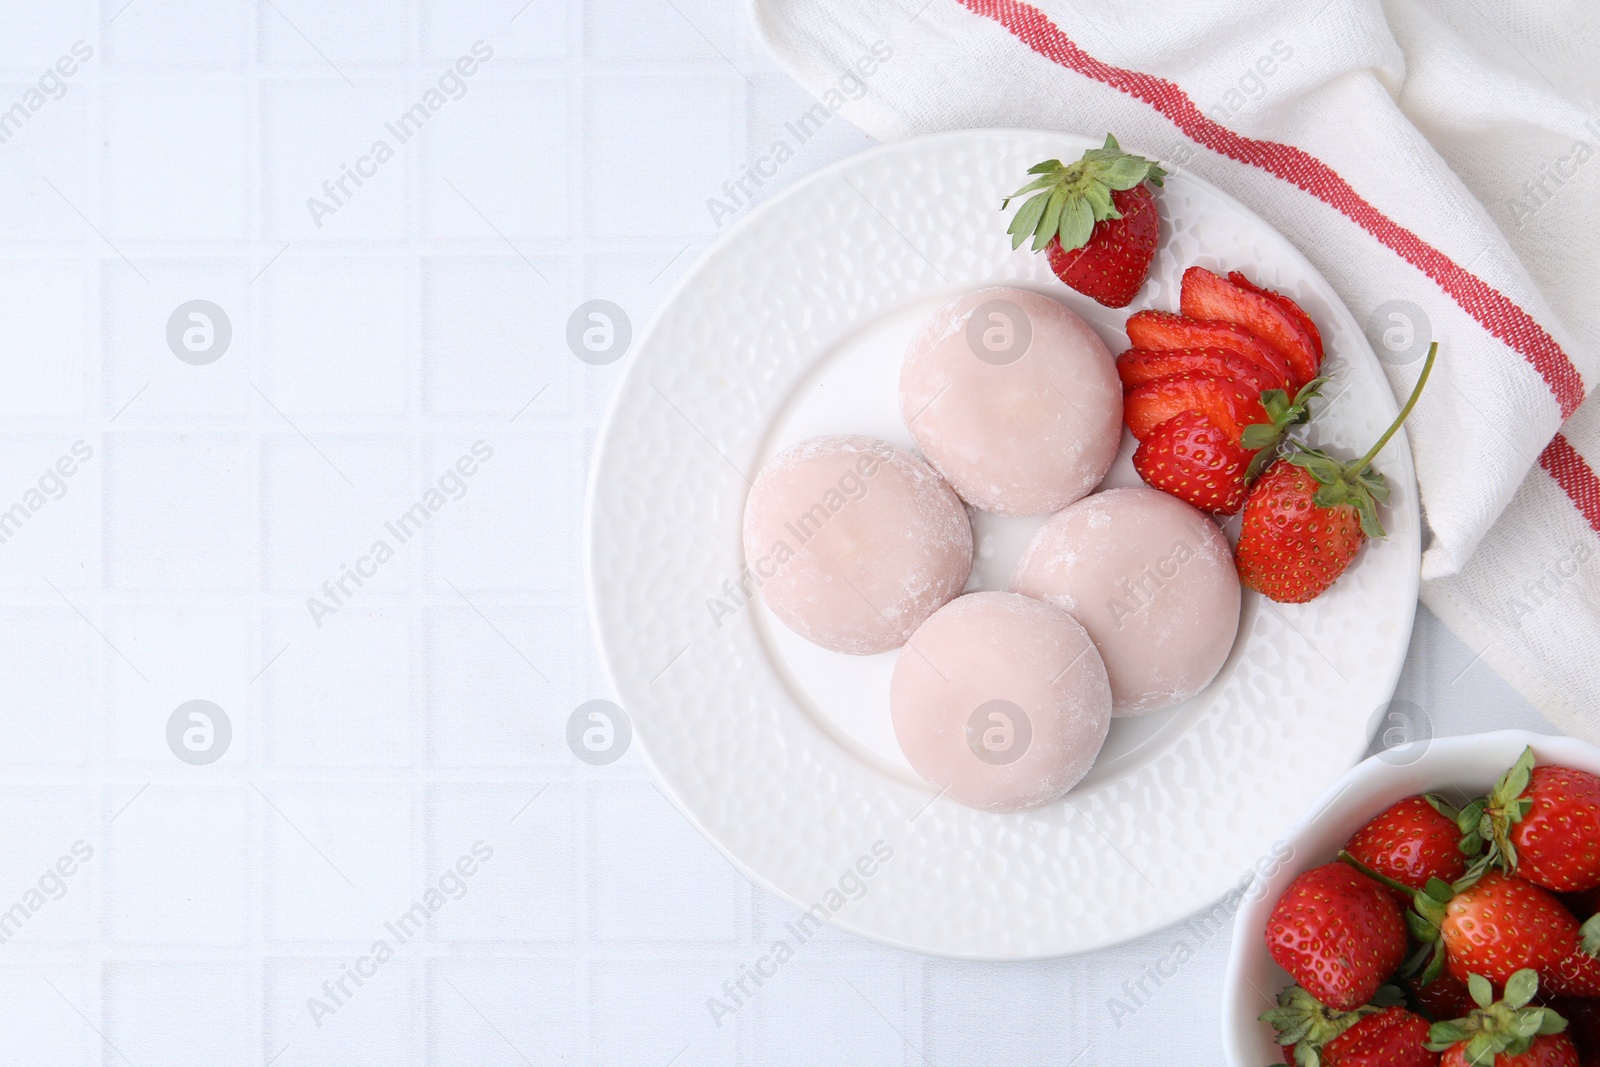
<box><xmin>1122</xmin><ymin>373</ymin><xmax>1267</xmax><ymax>442</ymax></box>
<box><xmin>1229</xmin><ymin>270</ymin><xmax>1325</xmax><ymax>364</ymax></box>
<box><xmin>1133</xmin><ymin>411</ymin><xmax>1253</xmax><ymax>514</ymax></box>
<box><xmin>1180</xmin><ymin>267</ymin><xmax>1320</xmax><ymax>388</ymax></box>
<box><xmin>1116</xmin><ymin>346</ymin><xmax>1289</xmax><ymax>396</ymax></box>
<box><xmin>1125</xmin><ymin>309</ymin><xmax>1294</xmax><ymax>386</ymax></box>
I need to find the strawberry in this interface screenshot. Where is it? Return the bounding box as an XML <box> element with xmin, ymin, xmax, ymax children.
<box><xmin>1399</xmin><ymin>870</ymin><xmax>1587</xmax><ymax>988</ymax></box>
<box><xmin>1123</xmin><ymin>373</ymin><xmax>1266</xmax><ymax>441</ymax></box>
<box><xmin>1406</xmin><ymin>973</ymin><xmax>1478</xmax><ymax>1024</ymax></box>
<box><xmin>1346</xmin><ymin>796</ymin><xmax>1470</xmax><ymax>902</ymax></box>
<box><xmin>1132</xmin><ymin>379</ymin><xmax>1323</xmax><ymax>514</ymax></box>
<box><xmin>1427</xmin><ymin>970</ymin><xmax>1575</xmax><ymax>1067</ymax></box>
<box><xmin>1549</xmin><ymin>1000</ymin><xmax>1600</xmax><ymax>1067</ymax></box>
<box><xmin>1439</xmin><ymin>1035</ymin><xmax>1579</xmax><ymax>1067</ymax></box>
<box><xmin>1117</xmin><ymin>345</ymin><xmax>1290</xmax><ymax>395</ymax></box>
<box><xmin>1547</xmin><ymin>946</ymin><xmax>1600</xmax><ymax>998</ymax></box>
<box><xmin>1325</xmin><ymin>1007</ymin><xmax>1438</xmax><ymax>1067</ymax></box>
<box><xmin>1263</xmin><ymin>986</ymin><xmax>1434</xmax><ymax>1067</ymax></box>
<box><xmin>1235</xmin><ymin>342</ymin><xmax>1437</xmax><ymax>602</ymax></box>
<box><xmin>1461</xmin><ymin>748</ymin><xmax>1600</xmax><ymax>892</ymax></box>
<box><xmin>1266</xmin><ymin>862</ymin><xmax>1408</xmax><ymax>1011</ymax></box>
<box><xmin>1442</xmin><ymin>873</ymin><xmax>1581</xmax><ymax>986</ymax></box>
<box><xmin>1126</xmin><ymin>309</ymin><xmax>1294</xmax><ymax>385</ymax></box>
<box><xmin>1347</xmin><ymin>849</ymin><xmax>1600</xmax><ymax>1000</ymax></box>
<box><xmin>1003</xmin><ymin>135</ymin><xmax>1165</xmax><ymax>308</ymax></box>
<box><xmin>1235</xmin><ymin>459</ymin><xmax>1374</xmax><ymax>603</ymax></box>
<box><xmin>1229</xmin><ymin>270</ymin><xmax>1325</xmax><ymax>364</ymax></box>
<box><xmin>1181</xmin><ymin>266</ymin><xmax>1321</xmax><ymax>389</ymax></box>
<box><xmin>1133</xmin><ymin>411</ymin><xmax>1253</xmax><ymax>513</ymax></box>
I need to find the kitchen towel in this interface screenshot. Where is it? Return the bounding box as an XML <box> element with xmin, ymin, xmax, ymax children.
<box><xmin>751</xmin><ymin>0</ymin><xmax>1600</xmax><ymax>739</ymax></box>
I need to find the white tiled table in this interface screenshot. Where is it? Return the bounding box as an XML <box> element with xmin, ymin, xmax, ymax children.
<box><xmin>0</xmin><ymin>1</ymin><xmax>1555</xmax><ymax>1063</ymax></box>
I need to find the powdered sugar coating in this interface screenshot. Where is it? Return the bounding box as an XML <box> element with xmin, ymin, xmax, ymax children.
<box><xmin>891</xmin><ymin>591</ymin><xmax>1112</xmax><ymax>812</ymax></box>
<box><xmin>1011</xmin><ymin>486</ymin><xmax>1241</xmax><ymax>716</ymax></box>
<box><xmin>899</xmin><ymin>287</ymin><xmax>1122</xmax><ymax>516</ymax></box>
<box><xmin>743</xmin><ymin>434</ymin><xmax>973</xmax><ymax>655</ymax></box>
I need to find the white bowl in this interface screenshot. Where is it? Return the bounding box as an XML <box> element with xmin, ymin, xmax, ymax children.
<box><xmin>1222</xmin><ymin>729</ymin><xmax>1600</xmax><ymax>1065</ymax></box>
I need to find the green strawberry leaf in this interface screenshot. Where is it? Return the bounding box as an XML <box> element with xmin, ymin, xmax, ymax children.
<box><xmin>1464</xmin><ymin>1032</ymin><xmax>1496</xmax><ymax>1065</ymax></box>
<box><xmin>1007</xmin><ymin>193</ymin><xmax>1050</xmax><ymax>250</ymax></box>
<box><xmin>1503</xmin><ymin>969</ymin><xmax>1537</xmax><ymax>1009</ymax></box>
<box><xmin>1241</xmin><ymin>422</ymin><xmax>1283</xmax><ymax>451</ymax></box>
<box><xmin>1001</xmin><ymin>135</ymin><xmax>1165</xmax><ymax>252</ymax></box>
<box><xmin>1581</xmin><ymin>913</ymin><xmax>1600</xmax><ymax>957</ymax></box>
<box><xmin>1058</xmin><ymin>196</ymin><xmax>1095</xmax><ymax>250</ymax></box>
<box><xmin>1035</xmin><ymin>187</ymin><xmax>1068</xmax><ymax>253</ymax></box>
<box><xmin>1405</xmin><ymin>910</ymin><xmax>1437</xmax><ymax>942</ymax></box>
<box><xmin>1424</xmin><ymin>793</ymin><xmax>1460</xmax><ymax>821</ymax></box>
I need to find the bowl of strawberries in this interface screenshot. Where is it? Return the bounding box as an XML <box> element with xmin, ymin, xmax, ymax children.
<box><xmin>1225</xmin><ymin>730</ymin><xmax>1600</xmax><ymax>1066</ymax></box>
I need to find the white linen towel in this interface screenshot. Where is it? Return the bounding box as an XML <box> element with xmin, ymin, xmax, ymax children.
<box><xmin>752</xmin><ymin>0</ymin><xmax>1600</xmax><ymax>739</ymax></box>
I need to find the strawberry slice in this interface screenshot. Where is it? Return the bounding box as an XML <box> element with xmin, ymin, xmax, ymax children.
<box><xmin>1132</xmin><ymin>410</ymin><xmax>1253</xmax><ymax>514</ymax></box>
<box><xmin>1124</xmin><ymin>309</ymin><xmax>1293</xmax><ymax>387</ymax></box>
<box><xmin>1116</xmin><ymin>345</ymin><xmax>1289</xmax><ymax>396</ymax></box>
<box><xmin>1180</xmin><ymin>267</ymin><xmax>1320</xmax><ymax>388</ymax></box>
<box><xmin>1122</xmin><ymin>373</ymin><xmax>1266</xmax><ymax>442</ymax></box>
<box><xmin>1227</xmin><ymin>270</ymin><xmax>1324</xmax><ymax>364</ymax></box>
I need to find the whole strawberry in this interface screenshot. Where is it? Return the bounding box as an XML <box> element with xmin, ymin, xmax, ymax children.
<box><xmin>1003</xmin><ymin>134</ymin><xmax>1165</xmax><ymax>308</ymax></box>
<box><xmin>1462</xmin><ymin>748</ymin><xmax>1600</xmax><ymax>892</ymax></box>
<box><xmin>1427</xmin><ymin>970</ymin><xmax>1575</xmax><ymax>1067</ymax></box>
<box><xmin>1237</xmin><ymin>342</ymin><xmax>1436</xmax><ymax>602</ymax></box>
<box><xmin>1264</xmin><ymin>986</ymin><xmax>1436</xmax><ymax>1067</ymax></box>
<box><xmin>1134</xmin><ymin>411</ymin><xmax>1253</xmax><ymax>513</ymax></box>
<box><xmin>1327</xmin><ymin>1007</ymin><xmax>1439</xmax><ymax>1067</ymax></box>
<box><xmin>1406</xmin><ymin>973</ymin><xmax>1478</xmax><ymax>1024</ymax></box>
<box><xmin>1346</xmin><ymin>795</ymin><xmax>1469</xmax><ymax>901</ymax></box>
<box><xmin>1545</xmin><ymin>941</ymin><xmax>1600</xmax><ymax>998</ymax></box>
<box><xmin>1134</xmin><ymin>379</ymin><xmax>1323</xmax><ymax>515</ymax></box>
<box><xmin>1235</xmin><ymin>459</ymin><xmax>1373</xmax><ymax>602</ymax></box>
<box><xmin>1549</xmin><ymin>999</ymin><xmax>1600</xmax><ymax>1067</ymax></box>
<box><xmin>1404</xmin><ymin>870</ymin><xmax>1588</xmax><ymax>988</ymax></box>
<box><xmin>1267</xmin><ymin>862</ymin><xmax>1408</xmax><ymax>1011</ymax></box>
<box><xmin>1439</xmin><ymin>1035</ymin><xmax>1579</xmax><ymax>1067</ymax></box>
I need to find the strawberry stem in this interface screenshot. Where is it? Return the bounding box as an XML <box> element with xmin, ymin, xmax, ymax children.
<box><xmin>1338</xmin><ymin>849</ymin><xmax>1414</xmax><ymax>896</ymax></box>
<box><xmin>1349</xmin><ymin>341</ymin><xmax>1437</xmax><ymax>478</ymax></box>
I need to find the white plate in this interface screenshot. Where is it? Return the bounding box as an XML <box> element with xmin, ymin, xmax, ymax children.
<box><xmin>585</xmin><ymin>129</ymin><xmax>1420</xmax><ymax>959</ymax></box>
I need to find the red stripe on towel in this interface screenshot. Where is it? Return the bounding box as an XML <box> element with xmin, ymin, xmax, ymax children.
<box><xmin>956</xmin><ymin>0</ymin><xmax>1586</xmax><ymax>419</ymax></box>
